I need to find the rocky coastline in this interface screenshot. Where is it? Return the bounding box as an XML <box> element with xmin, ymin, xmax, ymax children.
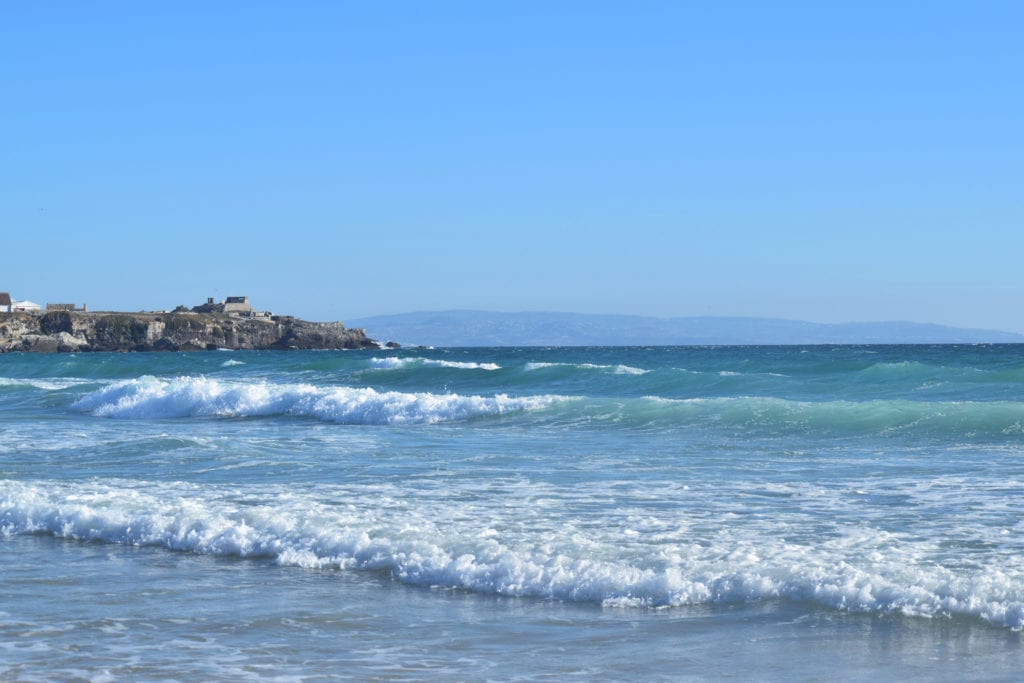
<box><xmin>0</xmin><ymin>311</ymin><xmax>381</xmax><ymax>352</ymax></box>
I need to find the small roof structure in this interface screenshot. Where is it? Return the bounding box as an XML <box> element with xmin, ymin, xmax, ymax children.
<box><xmin>0</xmin><ymin>292</ymin><xmax>11</xmax><ymax>306</ymax></box>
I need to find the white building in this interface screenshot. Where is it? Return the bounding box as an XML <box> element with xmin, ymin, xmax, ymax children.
<box><xmin>13</xmin><ymin>300</ymin><xmax>42</xmax><ymax>312</ymax></box>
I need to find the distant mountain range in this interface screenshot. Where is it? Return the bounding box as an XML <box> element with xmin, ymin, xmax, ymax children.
<box><xmin>348</xmin><ymin>311</ymin><xmax>1024</xmax><ymax>347</ymax></box>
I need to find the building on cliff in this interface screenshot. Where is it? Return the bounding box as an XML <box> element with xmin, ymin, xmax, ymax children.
<box><xmin>223</xmin><ymin>296</ymin><xmax>253</xmax><ymax>315</ymax></box>
<box><xmin>13</xmin><ymin>300</ymin><xmax>41</xmax><ymax>312</ymax></box>
<box><xmin>223</xmin><ymin>294</ymin><xmax>252</xmax><ymax>313</ymax></box>
<box><xmin>1</xmin><ymin>293</ymin><xmax>43</xmax><ymax>313</ymax></box>
<box><xmin>46</xmin><ymin>303</ymin><xmax>88</xmax><ymax>312</ymax></box>
<box><xmin>192</xmin><ymin>295</ymin><xmax>271</xmax><ymax>318</ymax></box>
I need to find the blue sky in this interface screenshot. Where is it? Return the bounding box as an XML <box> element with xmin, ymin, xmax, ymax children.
<box><xmin>2</xmin><ymin>2</ymin><xmax>1021</xmax><ymax>330</ymax></box>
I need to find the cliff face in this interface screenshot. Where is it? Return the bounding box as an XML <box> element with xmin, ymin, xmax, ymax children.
<box><xmin>0</xmin><ymin>312</ymin><xmax>378</xmax><ymax>352</ymax></box>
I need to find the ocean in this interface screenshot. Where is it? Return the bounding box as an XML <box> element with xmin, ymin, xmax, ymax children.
<box><xmin>2</xmin><ymin>345</ymin><xmax>1023</xmax><ymax>681</ymax></box>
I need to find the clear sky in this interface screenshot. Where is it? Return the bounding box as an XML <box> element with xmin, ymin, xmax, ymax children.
<box><xmin>2</xmin><ymin>2</ymin><xmax>1021</xmax><ymax>330</ymax></box>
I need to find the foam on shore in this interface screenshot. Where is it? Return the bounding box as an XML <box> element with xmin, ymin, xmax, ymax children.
<box><xmin>3</xmin><ymin>479</ymin><xmax>1023</xmax><ymax>628</ymax></box>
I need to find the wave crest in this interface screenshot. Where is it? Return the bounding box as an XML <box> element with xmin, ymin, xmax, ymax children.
<box><xmin>524</xmin><ymin>362</ymin><xmax>648</xmax><ymax>375</ymax></box>
<box><xmin>72</xmin><ymin>376</ymin><xmax>554</xmax><ymax>424</ymax></box>
<box><xmin>0</xmin><ymin>377</ymin><xmax>96</xmax><ymax>391</ymax></box>
<box><xmin>370</xmin><ymin>357</ymin><xmax>501</xmax><ymax>371</ymax></box>
<box><xmin>4</xmin><ymin>481</ymin><xmax>1024</xmax><ymax>628</ymax></box>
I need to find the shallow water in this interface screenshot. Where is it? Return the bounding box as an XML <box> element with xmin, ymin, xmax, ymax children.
<box><xmin>2</xmin><ymin>346</ymin><xmax>1024</xmax><ymax>679</ymax></box>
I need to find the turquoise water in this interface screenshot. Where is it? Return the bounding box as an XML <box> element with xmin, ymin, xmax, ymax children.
<box><xmin>2</xmin><ymin>346</ymin><xmax>1023</xmax><ymax>680</ymax></box>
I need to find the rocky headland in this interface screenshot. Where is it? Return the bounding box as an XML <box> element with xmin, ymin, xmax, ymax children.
<box><xmin>0</xmin><ymin>311</ymin><xmax>381</xmax><ymax>352</ymax></box>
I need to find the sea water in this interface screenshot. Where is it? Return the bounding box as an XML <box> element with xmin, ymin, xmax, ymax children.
<box><xmin>2</xmin><ymin>346</ymin><xmax>1023</xmax><ymax>680</ymax></box>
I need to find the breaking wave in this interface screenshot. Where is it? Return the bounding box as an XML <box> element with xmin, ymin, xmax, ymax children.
<box><xmin>3</xmin><ymin>480</ymin><xmax>1023</xmax><ymax>628</ymax></box>
<box><xmin>71</xmin><ymin>376</ymin><xmax>556</xmax><ymax>424</ymax></box>
<box><xmin>524</xmin><ymin>362</ymin><xmax>648</xmax><ymax>375</ymax></box>
<box><xmin>369</xmin><ymin>357</ymin><xmax>501</xmax><ymax>371</ymax></box>
<box><xmin>66</xmin><ymin>376</ymin><xmax>1024</xmax><ymax>436</ymax></box>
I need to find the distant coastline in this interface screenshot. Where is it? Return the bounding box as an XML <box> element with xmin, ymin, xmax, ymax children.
<box><xmin>5</xmin><ymin>304</ymin><xmax>1019</xmax><ymax>352</ymax></box>
<box><xmin>349</xmin><ymin>310</ymin><xmax>1024</xmax><ymax>347</ymax></box>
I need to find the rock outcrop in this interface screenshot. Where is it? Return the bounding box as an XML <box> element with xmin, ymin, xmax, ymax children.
<box><xmin>0</xmin><ymin>311</ymin><xmax>378</xmax><ymax>352</ymax></box>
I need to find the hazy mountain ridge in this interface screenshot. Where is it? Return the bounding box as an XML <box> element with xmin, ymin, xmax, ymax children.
<box><xmin>350</xmin><ymin>311</ymin><xmax>1024</xmax><ymax>347</ymax></box>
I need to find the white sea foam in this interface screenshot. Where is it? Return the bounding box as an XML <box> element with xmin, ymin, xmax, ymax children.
<box><xmin>370</xmin><ymin>357</ymin><xmax>501</xmax><ymax>371</ymax></box>
<box><xmin>3</xmin><ymin>479</ymin><xmax>1023</xmax><ymax>628</ymax></box>
<box><xmin>221</xmin><ymin>359</ymin><xmax>246</xmax><ymax>367</ymax></box>
<box><xmin>71</xmin><ymin>376</ymin><xmax>551</xmax><ymax>424</ymax></box>
<box><xmin>369</xmin><ymin>357</ymin><xmax>408</xmax><ymax>369</ymax></box>
<box><xmin>524</xmin><ymin>362</ymin><xmax>648</xmax><ymax>375</ymax></box>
